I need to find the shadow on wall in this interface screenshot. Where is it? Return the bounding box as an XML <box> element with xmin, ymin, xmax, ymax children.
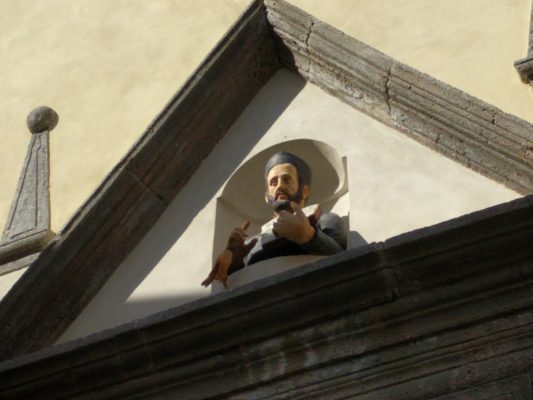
<box><xmin>59</xmin><ymin>71</ymin><xmax>308</xmax><ymax>341</ymax></box>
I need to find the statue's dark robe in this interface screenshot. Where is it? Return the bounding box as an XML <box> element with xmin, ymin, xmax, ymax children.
<box><xmin>228</xmin><ymin>212</ymin><xmax>346</xmax><ymax>275</ymax></box>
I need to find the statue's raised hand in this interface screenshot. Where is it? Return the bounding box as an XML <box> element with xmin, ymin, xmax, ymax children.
<box><xmin>272</xmin><ymin>202</ymin><xmax>316</xmax><ymax>244</ymax></box>
<box><xmin>201</xmin><ymin>221</ymin><xmax>257</xmax><ymax>288</ymax></box>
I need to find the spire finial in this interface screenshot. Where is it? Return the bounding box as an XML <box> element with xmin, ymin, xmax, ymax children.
<box><xmin>26</xmin><ymin>106</ymin><xmax>58</xmax><ymax>134</ymax></box>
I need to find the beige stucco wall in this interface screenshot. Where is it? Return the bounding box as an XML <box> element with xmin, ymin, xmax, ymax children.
<box><xmin>58</xmin><ymin>70</ymin><xmax>519</xmax><ymax>342</ymax></box>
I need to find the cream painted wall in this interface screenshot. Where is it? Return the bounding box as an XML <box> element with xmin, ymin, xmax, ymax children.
<box><xmin>291</xmin><ymin>0</ymin><xmax>533</xmax><ymax>123</ymax></box>
<box><xmin>58</xmin><ymin>70</ymin><xmax>519</xmax><ymax>343</ymax></box>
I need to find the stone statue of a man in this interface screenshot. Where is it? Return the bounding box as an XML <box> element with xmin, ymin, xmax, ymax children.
<box><xmin>202</xmin><ymin>151</ymin><xmax>346</xmax><ymax>287</ymax></box>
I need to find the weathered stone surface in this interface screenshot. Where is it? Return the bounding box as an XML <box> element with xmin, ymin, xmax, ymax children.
<box><xmin>2</xmin><ymin>132</ymin><xmax>51</xmax><ymax>242</ymax></box>
<box><xmin>1</xmin><ymin>196</ymin><xmax>532</xmax><ymax>399</ymax></box>
<box><xmin>127</xmin><ymin>0</ymin><xmax>279</xmax><ymax>201</ymax></box>
<box><xmin>514</xmin><ymin>56</ymin><xmax>533</xmax><ymax>84</ymax></box>
<box><xmin>0</xmin><ymin>168</ymin><xmax>165</xmax><ymax>358</ymax></box>
<box><xmin>266</xmin><ymin>0</ymin><xmax>393</xmax><ymax>123</ymax></box>
<box><xmin>26</xmin><ymin>106</ymin><xmax>58</xmax><ymax>134</ymax></box>
<box><xmin>514</xmin><ymin>1</ymin><xmax>533</xmax><ymax>84</ymax></box>
<box><xmin>383</xmin><ymin>197</ymin><xmax>533</xmax><ymax>300</ymax></box>
<box><xmin>0</xmin><ymin>252</ymin><xmax>38</xmax><ymax>276</ymax></box>
<box><xmin>0</xmin><ymin>228</ymin><xmax>49</xmax><ymax>269</ymax></box>
<box><xmin>0</xmin><ymin>129</ymin><xmax>54</xmax><ymax>270</ymax></box>
<box><xmin>388</xmin><ymin>62</ymin><xmax>533</xmax><ymax>194</ymax></box>
<box><xmin>432</xmin><ymin>375</ymin><xmax>531</xmax><ymax>400</ymax></box>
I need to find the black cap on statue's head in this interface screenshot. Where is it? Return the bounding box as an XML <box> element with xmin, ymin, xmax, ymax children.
<box><xmin>264</xmin><ymin>151</ymin><xmax>312</xmax><ymax>187</ymax></box>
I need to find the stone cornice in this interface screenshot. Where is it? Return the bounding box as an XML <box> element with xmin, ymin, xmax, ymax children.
<box><xmin>0</xmin><ymin>229</ymin><xmax>52</xmax><ymax>273</ymax></box>
<box><xmin>514</xmin><ymin>55</ymin><xmax>533</xmax><ymax>84</ymax></box>
<box><xmin>1</xmin><ymin>195</ymin><xmax>532</xmax><ymax>399</ymax></box>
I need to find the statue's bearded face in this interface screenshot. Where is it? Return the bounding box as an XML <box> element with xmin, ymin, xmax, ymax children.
<box><xmin>265</xmin><ymin>163</ymin><xmax>310</xmax><ymax>213</ymax></box>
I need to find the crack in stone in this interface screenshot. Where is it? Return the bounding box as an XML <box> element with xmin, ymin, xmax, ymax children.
<box><xmin>490</xmin><ymin>110</ymin><xmax>496</xmax><ymax>125</ymax></box>
<box><xmin>384</xmin><ymin>64</ymin><xmax>393</xmax><ymax>116</ymax></box>
<box><xmin>303</xmin><ymin>19</ymin><xmax>315</xmax><ymax>73</ymax></box>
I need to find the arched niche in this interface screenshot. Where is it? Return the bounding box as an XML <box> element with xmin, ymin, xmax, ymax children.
<box><xmin>212</xmin><ymin>139</ymin><xmax>349</xmax><ymax>291</ymax></box>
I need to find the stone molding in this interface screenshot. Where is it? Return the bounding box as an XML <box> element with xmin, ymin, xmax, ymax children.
<box><xmin>514</xmin><ymin>0</ymin><xmax>533</xmax><ymax>83</ymax></box>
<box><xmin>0</xmin><ymin>110</ymin><xmax>56</xmax><ymax>275</ymax></box>
<box><xmin>514</xmin><ymin>55</ymin><xmax>533</xmax><ymax>84</ymax></box>
<box><xmin>0</xmin><ymin>0</ymin><xmax>532</xmax><ymax>365</ymax></box>
<box><xmin>1</xmin><ymin>195</ymin><xmax>532</xmax><ymax>399</ymax></box>
<box><xmin>266</xmin><ymin>0</ymin><xmax>533</xmax><ymax>194</ymax></box>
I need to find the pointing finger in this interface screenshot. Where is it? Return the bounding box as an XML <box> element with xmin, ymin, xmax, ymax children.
<box><xmin>241</xmin><ymin>221</ymin><xmax>250</xmax><ymax>231</ymax></box>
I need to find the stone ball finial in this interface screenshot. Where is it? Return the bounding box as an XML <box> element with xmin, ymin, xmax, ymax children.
<box><xmin>27</xmin><ymin>106</ymin><xmax>59</xmax><ymax>134</ymax></box>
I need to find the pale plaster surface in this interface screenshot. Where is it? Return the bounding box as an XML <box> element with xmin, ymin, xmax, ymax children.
<box><xmin>58</xmin><ymin>70</ymin><xmax>520</xmax><ymax>343</ymax></box>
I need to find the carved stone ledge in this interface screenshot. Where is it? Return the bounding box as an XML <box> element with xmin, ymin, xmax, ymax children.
<box><xmin>0</xmin><ymin>195</ymin><xmax>532</xmax><ymax>399</ymax></box>
<box><xmin>0</xmin><ymin>253</ymin><xmax>40</xmax><ymax>276</ymax></box>
<box><xmin>0</xmin><ymin>230</ymin><xmax>53</xmax><ymax>275</ymax></box>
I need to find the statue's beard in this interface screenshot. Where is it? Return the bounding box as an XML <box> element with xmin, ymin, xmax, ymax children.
<box><xmin>267</xmin><ymin>187</ymin><xmax>304</xmax><ymax>213</ymax></box>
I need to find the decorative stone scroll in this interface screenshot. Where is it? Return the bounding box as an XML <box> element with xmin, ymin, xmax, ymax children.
<box><xmin>0</xmin><ymin>107</ymin><xmax>57</xmax><ymax>275</ymax></box>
